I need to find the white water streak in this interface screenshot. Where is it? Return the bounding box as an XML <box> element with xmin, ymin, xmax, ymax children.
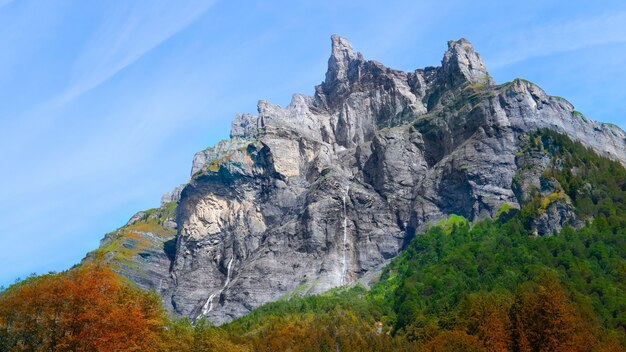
<box><xmin>340</xmin><ymin>185</ymin><xmax>350</xmax><ymax>286</ymax></box>
<box><xmin>200</xmin><ymin>256</ymin><xmax>234</xmax><ymax>317</ymax></box>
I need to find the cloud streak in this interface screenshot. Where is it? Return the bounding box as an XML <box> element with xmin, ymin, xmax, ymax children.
<box><xmin>489</xmin><ymin>12</ymin><xmax>626</xmax><ymax>68</ymax></box>
<box><xmin>0</xmin><ymin>0</ymin><xmax>216</xmax><ymax>155</ymax></box>
<box><xmin>61</xmin><ymin>0</ymin><xmax>216</xmax><ymax>105</ymax></box>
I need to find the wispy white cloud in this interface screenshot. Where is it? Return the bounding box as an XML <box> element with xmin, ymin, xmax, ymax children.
<box><xmin>489</xmin><ymin>12</ymin><xmax>626</xmax><ymax>68</ymax></box>
<box><xmin>0</xmin><ymin>0</ymin><xmax>216</xmax><ymax>153</ymax></box>
<box><xmin>60</xmin><ymin>0</ymin><xmax>216</xmax><ymax>105</ymax></box>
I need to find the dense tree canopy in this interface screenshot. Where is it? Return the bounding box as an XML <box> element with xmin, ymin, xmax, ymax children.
<box><xmin>0</xmin><ymin>265</ymin><xmax>167</xmax><ymax>351</ymax></box>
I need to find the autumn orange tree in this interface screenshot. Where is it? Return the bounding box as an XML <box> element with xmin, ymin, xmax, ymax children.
<box><xmin>460</xmin><ymin>291</ymin><xmax>513</xmax><ymax>352</ymax></box>
<box><xmin>509</xmin><ymin>275</ymin><xmax>596</xmax><ymax>352</ymax></box>
<box><xmin>0</xmin><ymin>265</ymin><xmax>167</xmax><ymax>352</ymax></box>
<box><xmin>422</xmin><ymin>330</ymin><xmax>487</xmax><ymax>352</ymax></box>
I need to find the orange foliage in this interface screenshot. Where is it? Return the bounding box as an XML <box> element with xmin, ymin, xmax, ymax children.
<box><xmin>0</xmin><ymin>265</ymin><xmax>166</xmax><ymax>351</ymax></box>
<box><xmin>509</xmin><ymin>275</ymin><xmax>596</xmax><ymax>352</ymax></box>
<box><xmin>423</xmin><ymin>330</ymin><xmax>487</xmax><ymax>352</ymax></box>
<box><xmin>462</xmin><ymin>291</ymin><xmax>513</xmax><ymax>352</ymax></box>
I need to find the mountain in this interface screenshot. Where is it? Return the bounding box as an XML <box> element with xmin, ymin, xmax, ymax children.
<box><xmin>84</xmin><ymin>35</ymin><xmax>626</xmax><ymax>325</ymax></box>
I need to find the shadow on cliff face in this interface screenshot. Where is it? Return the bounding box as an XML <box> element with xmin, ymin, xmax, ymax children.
<box><xmin>163</xmin><ymin>238</ymin><xmax>177</xmax><ymax>263</ymax></box>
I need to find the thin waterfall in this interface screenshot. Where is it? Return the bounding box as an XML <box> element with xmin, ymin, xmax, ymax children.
<box><xmin>201</xmin><ymin>293</ymin><xmax>216</xmax><ymax>316</ymax></box>
<box><xmin>340</xmin><ymin>185</ymin><xmax>350</xmax><ymax>286</ymax></box>
<box><xmin>199</xmin><ymin>256</ymin><xmax>234</xmax><ymax>317</ymax></box>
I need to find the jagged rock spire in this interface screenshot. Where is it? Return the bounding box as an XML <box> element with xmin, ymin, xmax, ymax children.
<box><xmin>321</xmin><ymin>35</ymin><xmax>364</xmax><ymax>91</ymax></box>
<box><xmin>442</xmin><ymin>38</ymin><xmax>493</xmax><ymax>86</ymax></box>
<box><xmin>325</xmin><ymin>35</ymin><xmax>362</xmax><ymax>83</ymax></box>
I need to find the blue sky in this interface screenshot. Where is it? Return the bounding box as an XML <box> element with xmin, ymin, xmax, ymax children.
<box><xmin>1</xmin><ymin>0</ymin><xmax>625</xmax><ymax>287</ymax></box>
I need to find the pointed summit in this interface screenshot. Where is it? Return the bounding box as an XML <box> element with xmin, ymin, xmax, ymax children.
<box><xmin>324</xmin><ymin>35</ymin><xmax>363</xmax><ymax>85</ymax></box>
<box><xmin>442</xmin><ymin>38</ymin><xmax>492</xmax><ymax>86</ymax></box>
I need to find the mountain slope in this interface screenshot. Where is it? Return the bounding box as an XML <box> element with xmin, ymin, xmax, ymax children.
<box><xmin>85</xmin><ymin>35</ymin><xmax>626</xmax><ymax>324</ymax></box>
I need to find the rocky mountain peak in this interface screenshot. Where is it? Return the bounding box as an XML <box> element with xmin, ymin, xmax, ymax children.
<box><xmin>442</xmin><ymin>38</ymin><xmax>493</xmax><ymax>86</ymax></box>
<box><xmin>325</xmin><ymin>34</ymin><xmax>363</xmax><ymax>83</ymax></box>
<box><xmin>317</xmin><ymin>35</ymin><xmax>366</xmax><ymax>109</ymax></box>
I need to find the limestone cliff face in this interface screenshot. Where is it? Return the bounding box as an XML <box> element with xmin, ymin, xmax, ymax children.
<box><xmin>87</xmin><ymin>36</ymin><xmax>626</xmax><ymax>324</ymax></box>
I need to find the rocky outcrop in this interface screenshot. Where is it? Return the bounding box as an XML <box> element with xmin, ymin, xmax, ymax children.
<box><xmin>160</xmin><ymin>185</ymin><xmax>185</xmax><ymax>206</ymax></box>
<box><xmin>442</xmin><ymin>38</ymin><xmax>493</xmax><ymax>86</ymax></box>
<box><xmin>83</xmin><ymin>202</ymin><xmax>177</xmax><ymax>302</ymax></box>
<box><xmin>512</xmin><ymin>134</ymin><xmax>585</xmax><ymax>236</ymax></box>
<box><xmin>88</xmin><ymin>35</ymin><xmax>626</xmax><ymax>324</ymax></box>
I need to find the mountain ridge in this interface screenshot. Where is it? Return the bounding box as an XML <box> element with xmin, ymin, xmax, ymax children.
<box><xmin>84</xmin><ymin>35</ymin><xmax>626</xmax><ymax>325</ymax></box>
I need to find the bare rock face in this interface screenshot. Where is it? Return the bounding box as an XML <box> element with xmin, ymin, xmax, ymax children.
<box><xmin>442</xmin><ymin>38</ymin><xmax>493</xmax><ymax>86</ymax></box>
<box><xmin>88</xmin><ymin>36</ymin><xmax>626</xmax><ymax>324</ymax></box>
